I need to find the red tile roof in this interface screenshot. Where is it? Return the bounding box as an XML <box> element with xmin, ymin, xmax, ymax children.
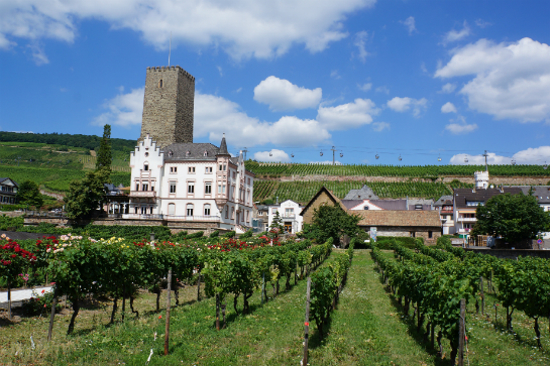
<box><xmin>354</xmin><ymin>210</ymin><xmax>441</xmax><ymax>227</ymax></box>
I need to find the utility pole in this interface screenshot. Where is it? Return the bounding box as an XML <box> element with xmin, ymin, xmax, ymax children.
<box><xmin>483</xmin><ymin>150</ymin><xmax>489</xmax><ymax>171</ymax></box>
<box><xmin>331</xmin><ymin>146</ymin><xmax>337</xmax><ymax>166</ymax></box>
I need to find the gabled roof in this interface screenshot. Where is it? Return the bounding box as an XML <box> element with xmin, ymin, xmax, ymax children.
<box><xmin>453</xmin><ymin>187</ymin><xmax>523</xmax><ymax>209</ymax></box>
<box><xmin>343</xmin><ymin>185</ymin><xmax>379</xmax><ymax>200</ymax></box>
<box><xmin>516</xmin><ymin>186</ymin><xmax>550</xmax><ymax>204</ymax></box>
<box><xmin>342</xmin><ymin>199</ymin><xmax>407</xmax><ymax>211</ymax></box>
<box><xmin>355</xmin><ymin>210</ymin><xmax>441</xmax><ymax>227</ymax></box>
<box><xmin>0</xmin><ymin>178</ymin><xmax>18</xmax><ymax>187</ymax></box>
<box><xmin>434</xmin><ymin>195</ymin><xmax>454</xmax><ymax>207</ymax></box>
<box><xmin>163</xmin><ymin>142</ymin><xmax>220</xmax><ymax>161</ymax></box>
<box><xmin>300</xmin><ymin>186</ymin><xmax>347</xmax><ymax>216</ymax></box>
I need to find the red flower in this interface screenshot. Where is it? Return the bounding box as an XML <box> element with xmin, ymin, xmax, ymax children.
<box><xmin>11</xmin><ymin>254</ymin><xmax>16</xmax><ymax>258</ymax></box>
<box><xmin>158</xmin><ymin>315</ymin><xmax>162</xmax><ymax>319</ymax></box>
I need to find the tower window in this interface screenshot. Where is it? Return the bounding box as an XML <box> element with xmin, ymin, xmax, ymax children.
<box><xmin>144</xmin><ymin>164</ymin><xmax>149</xmax><ymax>171</ymax></box>
<box><xmin>158</xmin><ymin>79</ymin><xmax>163</xmax><ymax>88</ymax></box>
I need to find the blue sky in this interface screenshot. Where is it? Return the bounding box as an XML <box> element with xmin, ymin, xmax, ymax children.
<box><xmin>2</xmin><ymin>0</ymin><xmax>550</xmax><ymax>166</ymax></box>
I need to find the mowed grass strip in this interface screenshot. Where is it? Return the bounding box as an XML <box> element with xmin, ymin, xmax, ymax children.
<box><xmin>308</xmin><ymin>249</ymin><xmax>435</xmax><ymax>366</ymax></box>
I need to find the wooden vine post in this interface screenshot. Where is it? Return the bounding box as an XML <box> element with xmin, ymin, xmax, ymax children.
<box><xmin>196</xmin><ymin>272</ymin><xmax>201</xmax><ymax>302</ymax></box>
<box><xmin>164</xmin><ymin>268</ymin><xmax>172</xmax><ymax>356</ymax></box>
<box><xmin>458</xmin><ymin>298</ymin><xmax>466</xmax><ymax>366</ymax></box>
<box><xmin>7</xmin><ymin>280</ymin><xmax>11</xmax><ymax>320</ymax></box>
<box><xmin>302</xmin><ymin>277</ymin><xmax>312</xmax><ymax>366</ymax></box>
<box><xmin>479</xmin><ymin>277</ymin><xmax>485</xmax><ymax>315</ymax></box>
<box><xmin>47</xmin><ymin>287</ymin><xmax>58</xmax><ymax>341</ymax></box>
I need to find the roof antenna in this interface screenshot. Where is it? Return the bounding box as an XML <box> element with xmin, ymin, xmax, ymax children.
<box><xmin>168</xmin><ymin>32</ymin><xmax>172</xmax><ymax>67</ymax></box>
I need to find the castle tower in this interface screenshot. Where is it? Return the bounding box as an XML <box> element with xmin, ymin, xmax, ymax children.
<box><xmin>139</xmin><ymin>66</ymin><xmax>195</xmax><ymax>148</ymax></box>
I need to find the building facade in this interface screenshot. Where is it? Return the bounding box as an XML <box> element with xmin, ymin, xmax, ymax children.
<box><xmin>266</xmin><ymin>199</ymin><xmax>304</xmax><ymax>234</ymax></box>
<box><xmin>127</xmin><ymin>65</ymin><xmax>254</xmax><ymax>232</ymax></box>
<box><xmin>0</xmin><ymin>178</ymin><xmax>18</xmax><ymax>205</ymax></box>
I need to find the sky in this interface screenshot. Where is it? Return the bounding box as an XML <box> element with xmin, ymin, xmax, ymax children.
<box><xmin>2</xmin><ymin>0</ymin><xmax>550</xmax><ymax>166</ymax></box>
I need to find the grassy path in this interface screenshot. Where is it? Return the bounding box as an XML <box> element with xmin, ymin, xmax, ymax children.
<box><xmin>309</xmin><ymin>249</ymin><xmax>435</xmax><ymax>366</ymax></box>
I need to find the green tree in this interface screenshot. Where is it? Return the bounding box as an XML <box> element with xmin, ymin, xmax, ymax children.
<box><xmin>16</xmin><ymin>180</ymin><xmax>44</xmax><ymax>208</ymax></box>
<box><xmin>64</xmin><ymin>169</ymin><xmax>110</xmax><ymax>219</ymax></box>
<box><xmin>269</xmin><ymin>210</ymin><xmax>284</xmax><ymax>239</ymax></box>
<box><xmin>474</xmin><ymin>193</ymin><xmax>550</xmax><ymax>243</ymax></box>
<box><xmin>309</xmin><ymin>204</ymin><xmax>360</xmax><ymax>245</ymax></box>
<box><xmin>96</xmin><ymin>124</ymin><xmax>112</xmax><ymax>173</ymax></box>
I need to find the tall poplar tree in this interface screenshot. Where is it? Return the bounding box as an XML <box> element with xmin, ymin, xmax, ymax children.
<box><xmin>96</xmin><ymin>124</ymin><xmax>112</xmax><ymax>173</ymax></box>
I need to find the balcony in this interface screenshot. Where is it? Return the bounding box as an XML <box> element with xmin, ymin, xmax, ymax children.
<box><xmin>164</xmin><ymin>215</ymin><xmax>221</xmax><ymax>222</ymax></box>
<box><xmin>281</xmin><ymin>214</ymin><xmax>296</xmax><ymax>219</ymax></box>
<box><xmin>129</xmin><ymin>191</ymin><xmax>156</xmax><ymax>198</ymax></box>
<box><xmin>457</xmin><ymin>217</ymin><xmax>477</xmax><ymax>222</ymax></box>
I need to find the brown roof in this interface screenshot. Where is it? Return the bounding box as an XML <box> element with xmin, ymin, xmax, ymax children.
<box><xmin>354</xmin><ymin>210</ymin><xmax>441</xmax><ymax>227</ymax></box>
<box><xmin>300</xmin><ymin>186</ymin><xmax>348</xmax><ymax>216</ymax></box>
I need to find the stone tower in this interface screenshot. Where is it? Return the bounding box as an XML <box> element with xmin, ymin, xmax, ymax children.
<box><xmin>139</xmin><ymin>66</ymin><xmax>195</xmax><ymax>148</ymax></box>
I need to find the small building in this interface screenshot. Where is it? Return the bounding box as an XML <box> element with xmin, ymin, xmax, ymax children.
<box><xmin>0</xmin><ymin>178</ymin><xmax>18</xmax><ymax>205</ymax></box>
<box><xmin>343</xmin><ymin>185</ymin><xmax>379</xmax><ymax>200</ymax></box>
<box><xmin>453</xmin><ymin>187</ymin><xmax>523</xmax><ymax>236</ymax></box>
<box><xmin>300</xmin><ymin>186</ymin><xmax>349</xmax><ymax>225</ymax></box>
<box><xmin>354</xmin><ymin>210</ymin><xmax>442</xmax><ymax>243</ymax></box>
<box><xmin>517</xmin><ymin>186</ymin><xmax>550</xmax><ymax>212</ymax></box>
<box><xmin>434</xmin><ymin>195</ymin><xmax>455</xmax><ymax>235</ymax></box>
<box><xmin>266</xmin><ymin>199</ymin><xmax>304</xmax><ymax>234</ymax></box>
<box><xmin>252</xmin><ymin>204</ymin><xmax>269</xmax><ymax>232</ymax></box>
<box><xmin>407</xmin><ymin>198</ymin><xmax>434</xmax><ymax>211</ymax></box>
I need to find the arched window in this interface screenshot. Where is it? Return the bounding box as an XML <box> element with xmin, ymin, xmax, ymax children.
<box><xmin>187</xmin><ymin>203</ymin><xmax>194</xmax><ymax>216</ymax></box>
<box><xmin>168</xmin><ymin>203</ymin><xmax>175</xmax><ymax>216</ymax></box>
<box><xmin>204</xmin><ymin>204</ymin><xmax>211</xmax><ymax>216</ymax></box>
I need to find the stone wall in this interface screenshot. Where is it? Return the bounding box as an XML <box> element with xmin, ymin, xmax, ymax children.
<box><xmin>139</xmin><ymin>66</ymin><xmax>195</xmax><ymax>148</ymax></box>
<box><xmin>372</xmin><ymin>226</ymin><xmax>441</xmax><ymax>244</ymax></box>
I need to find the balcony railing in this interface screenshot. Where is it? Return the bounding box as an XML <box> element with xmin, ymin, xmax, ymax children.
<box><xmin>121</xmin><ymin>214</ymin><xmax>221</xmax><ymax>222</ymax></box>
<box><xmin>457</xmin><ymin>217</ymin><xmax>477</xmax><ymax>222</ymax></box>
<box><xmin>129</xmin><ymin>191</ymin><xmax>156</xmax><ymax>198</ymax></box>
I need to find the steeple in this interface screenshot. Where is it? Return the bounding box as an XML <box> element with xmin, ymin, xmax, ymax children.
<box><xmin>217</xmin><ymin>133</ymin><xmax>230</xmax><ymax>156</ymax></box>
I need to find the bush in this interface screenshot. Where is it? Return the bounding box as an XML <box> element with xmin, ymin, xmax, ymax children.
<box><xmin>223</xmin><ymin>230</ymin><xmax>236</xmax><ymax>238</ymax></box>
<box><xmin>353</xmin><ymin>231</ymin><xmax>371</xmax><ymax>249</ymax></box>
<box><xmin>186</xmin><ymin>231</ymin><xmax>204</xmax><ymax>239</ymax></box>
<box><xmin>239</xmin><ymin>230</ymin><xmax>253</xmax><ymax>239</ymax></box>
<box><xmin>0</xmin><ymin>215</ymin><xmax>24</xmax><ymax>231</ymax></box>
<box><xmin>209</xmin><ymin>230</ymin><xmax>220</xmax><ymax>238</ymax></box>
<box><xmin>0</xmin><ymin>204</ymin><xmax>27</xmax><ymax>212</ymax></box>
<box><xmin>375</xmin><ymin>236</ymin><xmax>420</xmax><ymax>249</ymax></box>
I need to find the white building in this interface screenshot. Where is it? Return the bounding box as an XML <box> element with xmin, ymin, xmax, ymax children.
<box><xmin>128</xmin><ymin>134</ymin><xmax>255</xmax><ymax>232</ymax></box>
<box><xmin>266</xmin><ymin>199</ymin><xmax>304</xmax><ymax>234</ymax></box>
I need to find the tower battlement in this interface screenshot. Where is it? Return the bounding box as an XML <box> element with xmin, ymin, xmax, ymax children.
<box><xmin>139</xmin><ymin>65</ymin><xmax>195</xmax><ymax>148</ymax></box>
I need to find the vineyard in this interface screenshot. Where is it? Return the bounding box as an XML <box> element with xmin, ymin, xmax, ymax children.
<box><xmin>246</xmin><ymin>161</ymin><xmax>550</xmax><ymax>177</ymax></box>
<box><xmin>253</xmin><ymin>180</ymin><xmax>473</xmax><ymax>203</ymax></box>
<box><xmin>371</xmin><ymin>237</ymin><xmax>550</xmax><ymax>364</ymax></box>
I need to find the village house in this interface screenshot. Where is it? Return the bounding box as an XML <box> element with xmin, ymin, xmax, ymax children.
<box><xmin>0</xmin><ymin>178</ymin><xmax>18</xmax><ymax>205</ymax></box>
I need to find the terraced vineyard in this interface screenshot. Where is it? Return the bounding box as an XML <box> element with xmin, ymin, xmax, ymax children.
<box><xmin>253</xmin><ymin>180</ymin><xmax>473</xmax><ymax>203</ymax></box>
<box><xmin>246</xmin><ymin>161</ymin><xmax>550</xmax><ymax>177</ymax></box>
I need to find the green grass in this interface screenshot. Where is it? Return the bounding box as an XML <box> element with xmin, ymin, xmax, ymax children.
<box><xmin>2</xmin><ymin>251</ymin><xmax>550</xmax><ymax>365</ymax></box>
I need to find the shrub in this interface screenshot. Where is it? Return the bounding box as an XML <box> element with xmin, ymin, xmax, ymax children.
<box><xmin>209</xmin><ymin>230</ymin><xmax>220</xmax><ymax>238</ymax></box>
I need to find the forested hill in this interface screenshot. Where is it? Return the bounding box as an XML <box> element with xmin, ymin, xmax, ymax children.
<box><xmin>0</xmin><ymin>131</ymin><xmax>136</xmax><ymax>153</ymax></box>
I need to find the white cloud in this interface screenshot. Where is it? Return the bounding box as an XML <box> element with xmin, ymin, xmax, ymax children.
<box><xmin>436</xmin><ymin>37</ymin><xmax>550</xmax><ymax>123</ymax></box>
<box><xmin>475</xmin><ymin>19</ymin><xmax>492</xmax><ymax>28</ymax></box>
<box><xmin>317</xmin><ymin>98</ymin><xmax>379</xmax><ymax>130</ymax></box>
<box><xmin>254</xmin><ymin>149</ymin><xmax>290</xmax><ymax>163</ymax></box>
<box><xmin>354</xmin><ymin>31</ymin><xmax>369</xmax><ymax>63</ymax></box>
<box><xmin>450</xmin><ymin>146</ymin><xmax>550</xmax><ymax>165</ymax></box>
<box><xmin>386</xmin><ymin>96</ymin><xmax>427</xmax><ymax>117</ymax></box>
<box><xmin>375</xmin><ymin>86</ymin><xmax>390</xmax><ymax>94</ymax></box>
<box><xmin>28</xmin><ymin>43</ymin><xmax>49</xmax><ymax>65</ymax></box>
<box><xmin>441</xmin><ymin>102</ymin><xmax>457</xmax><ymax>113</ymax></box>
<box><xmin>439</xmin><ymin>82</ymin><xmax>457</xmax><ymax>94</ymax></box>
<box><xmin>92</xmin><ymin>87</ymin><xmax>145</xmax><ymax>127</ymax></box>
<box><xmin>358</xmin><ymin>82</ymin><xmax>372</xmax><ymax>91</ymax></box>
<box><xmin>400</xmin><ymin>16</ymin><xmax>416</xmax><ymax>35</ymax></box>
<box><xmin>442</xmin><ymin>21</ymin><xmax>471</xmax><ymax>45</ymax></box>
<box><xmin>253</xmin><ymin>76</ymin><xmax>322</xmax><ymax>111</ymax></box>
<box><xmin>330</xmin><ymin>70</ymin><xmax>341</xmax><ymax>79</ymax></box>
<box><xmin>445</xmin><ymin>123</ymin><xmax>477</xmax><ymax>134</ymax></box>
<box><xmin>194</xmin><ymin>92</ymin><xmax>330</xmax><ymax>147</ymax></box>
<box><xmin>372</xmin><ymin>122</ymin><xmax>390</xmax><ymax>131</ymax></box>
<box><xmin>0</xmin><ymin>0</ymin><xmax>376</xmax><ymax>60</ymax></box>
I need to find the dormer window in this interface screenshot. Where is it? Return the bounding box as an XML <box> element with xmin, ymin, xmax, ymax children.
<box><xmin>204</xmin><ymin>151</ymin><xmax>208</xmax><ymax>157</ymax></box>
<box><xmin>168</xmin><ymin>150</ymin><xmax>173</xmax><ymax>157</ymax></box>
<box><xmin>186</xmin><ymin>151</ymin><xmax>191</xmax><ymax>156</ymax></box>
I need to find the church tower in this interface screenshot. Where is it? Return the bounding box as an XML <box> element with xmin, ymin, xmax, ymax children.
<box><xmin>139</xmin><ymin>66</ymin><xmax>195</xmax><ymax>148</ymax></box>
